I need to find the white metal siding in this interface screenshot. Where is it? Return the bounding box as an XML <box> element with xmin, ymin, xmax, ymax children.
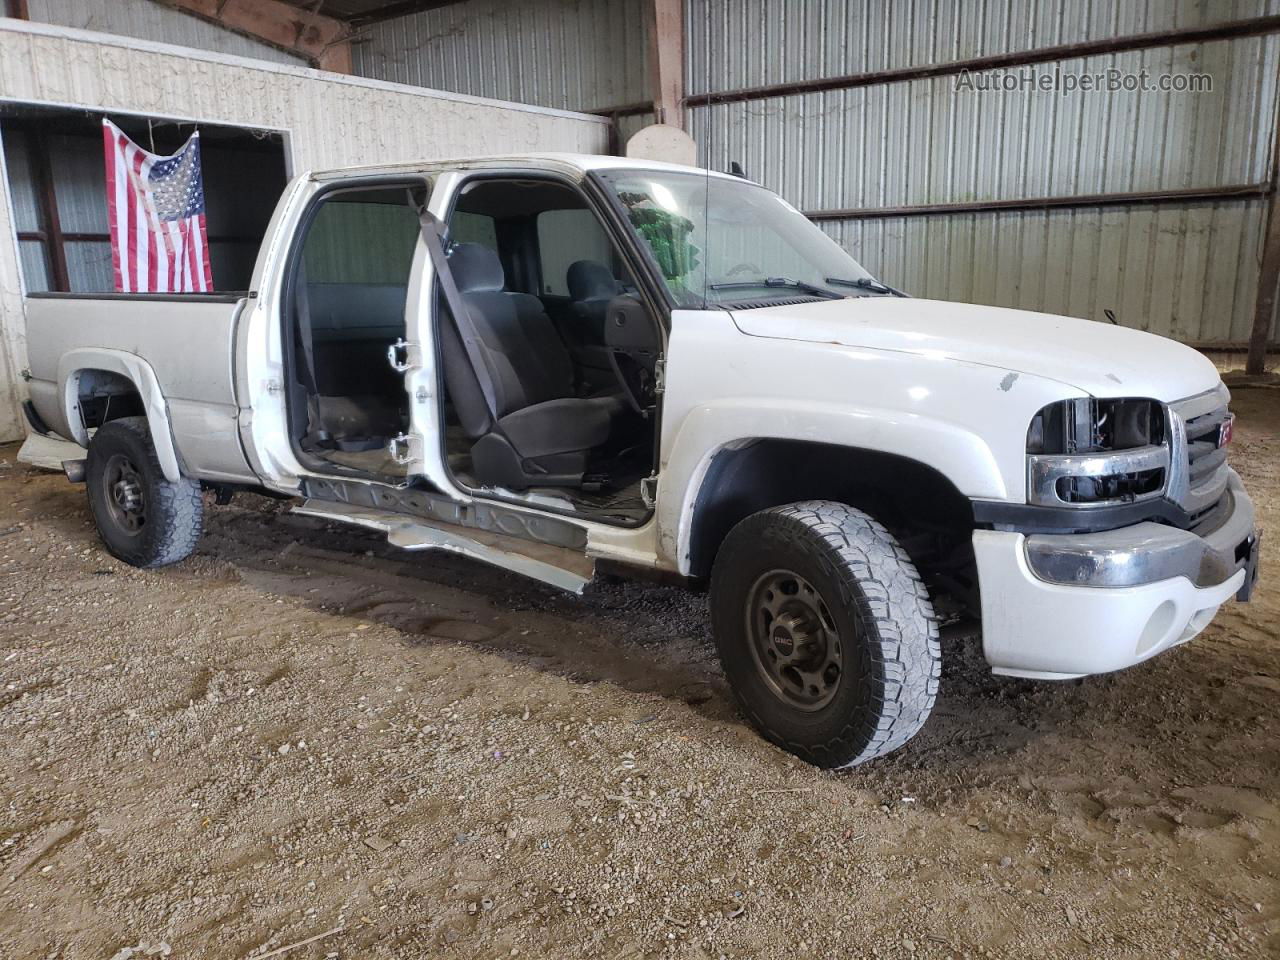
<box><xmin>27</xmin><ymin>0</ymin><xmax>308</xmax><ymax>65</ymax></box>
<box><xmin>0</xmin><ymin>20</ymin><xmax>609</xmax><ymax>442</ymax></box>
<box><xmin>352</xmin><ymin>0</ymin><xmax>651</xmax><ymax>112</ymax></box>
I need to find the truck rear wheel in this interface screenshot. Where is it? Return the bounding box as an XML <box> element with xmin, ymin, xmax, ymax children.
<box><xmin>710</xmin><ymin>500</ymin><xmax>939</xmax><ymax>767</ymax></box>
<box><xmin>86</xmin><ymin>417</ymin><xmax>203</xmax><ymax>568</ymax></box>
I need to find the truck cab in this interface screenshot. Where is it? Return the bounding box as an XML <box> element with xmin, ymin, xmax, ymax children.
<box><xmin>21</xmin><ymin>153</ymin><xmax>1261</xmax><ymax>768</ymax></box>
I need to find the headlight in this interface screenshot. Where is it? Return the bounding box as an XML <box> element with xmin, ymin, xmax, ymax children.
<box><xmin>1026</xmin><ymin>398</ymin><xmax>1168</xmax><ymax>507</ymax></box>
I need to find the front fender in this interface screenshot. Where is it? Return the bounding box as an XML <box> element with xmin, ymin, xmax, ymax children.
<box><xmin>57</xmin><ymin>349</ymin><xmax>182</xmax><ymax>482</ymax></box>
<box><xmin>657</xmin><ymin>399</ymin><xmax>1006</xmax><ymax>574</ymax></box>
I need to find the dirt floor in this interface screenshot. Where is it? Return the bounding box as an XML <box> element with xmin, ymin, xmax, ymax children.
<box><xmin>2</xmin><ymin>391</ymin><xmax>1279</xmax><ymax>960</ymax></box>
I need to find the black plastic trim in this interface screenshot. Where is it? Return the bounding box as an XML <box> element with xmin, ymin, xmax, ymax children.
<box><xmin>22</xmin><ymin>400</ymin><xmax>51</xmax><ymax>436</ymax></box>
<box><xmin>972</xmin><ymin>495</ymin><xmax>1206</xmax><ymax>534</ymax></box>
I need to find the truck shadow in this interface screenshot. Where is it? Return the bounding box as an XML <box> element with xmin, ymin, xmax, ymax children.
<box><xmin>194</xmin><ymin>495</ymin><xmax>741</xmax><ymax>726</ymax></box>
<box><xmin>190</xmin><ymin>493</ymin><xmax>1065</xmax><ymax>762</ymax></box>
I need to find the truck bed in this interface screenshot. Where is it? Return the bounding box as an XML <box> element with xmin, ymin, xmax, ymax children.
<box><xmin>23</xmin><ymin>291</ymin><xmax>257</xmax><ymax>483</ymax></box>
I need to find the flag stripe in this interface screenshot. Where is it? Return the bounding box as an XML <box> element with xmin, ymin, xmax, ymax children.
<box><xmin>125</xmin><ymin>141</ymin><xmax>140</xmax><ymax>293</ymax></box>
<box><xmin>102</xmin><ymin>123</ymin><xmax>122</xmax><ymax>292</ymax></box>
<box><xmin>198</xmin><ymin>214</ymin><xmax>212</xmax><ymax>290</ymax></box>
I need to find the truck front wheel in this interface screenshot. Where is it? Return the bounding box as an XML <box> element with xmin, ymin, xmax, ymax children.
<box><xmin>86</xmin><ymin>417</ymin><xmax>203</xmax><ymax>568</ymax></box>
<box><xmin>710</xmin><ymin>501</ymin><xmax>940</xmax><ymax>767</ymax></box>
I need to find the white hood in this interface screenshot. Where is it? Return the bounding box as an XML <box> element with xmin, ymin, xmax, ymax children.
<box><xmin>730</xmin><ymin>297</ymin><xmax>1221</xmax><ymax>402</ymax></box>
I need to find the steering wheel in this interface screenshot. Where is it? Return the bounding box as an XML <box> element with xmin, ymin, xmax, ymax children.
<box><xmin>724</xmin><ymin>261</ymin><xmax>762</xmax><ymax>278</ymax></box>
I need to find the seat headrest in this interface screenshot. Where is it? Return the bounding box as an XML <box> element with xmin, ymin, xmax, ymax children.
<box><xmin>567</xmin><ymin>260</ymin><xmax>621</xmax><ymax>301</ymax></box>
<box><xmin>450</xmin><ymin>242</ymin><xmax>505</xmax><ymax>293</ymax></box>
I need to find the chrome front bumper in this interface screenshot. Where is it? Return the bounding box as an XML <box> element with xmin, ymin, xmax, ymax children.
<box><xmin>1023</xmin><ymin>469</ymin><xmax>1259</xmax><ymax>598</ymax></box>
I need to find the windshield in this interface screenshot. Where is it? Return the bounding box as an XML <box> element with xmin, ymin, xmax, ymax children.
<box><xmin>596</xmin><ymin>168</ymin><xmax>878</xmax><ymax>308</ymax></box>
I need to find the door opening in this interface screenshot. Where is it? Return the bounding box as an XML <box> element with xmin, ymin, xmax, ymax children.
<box><xmin>436</xmin><ymin>176</ymin><xmax>662</xmax><ymax>525</ymax></box>
<box><xmin>286</xmin><ymin>183</ymin><xmax>421</xmax><ymax>480</ymax></box>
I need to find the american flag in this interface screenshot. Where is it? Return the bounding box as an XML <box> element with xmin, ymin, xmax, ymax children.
<box><xmin>102</xmin><ymin>119</ymin><xmax>213</xmax><ymax>293</ymax></box>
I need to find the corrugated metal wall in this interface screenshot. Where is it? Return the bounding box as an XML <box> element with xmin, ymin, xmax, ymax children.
<box><xmin>27</xmin><ymin>0</ymin><xmax>307</xmax><ymax>65</ymax></box>
<box><xmin>352</xmin><ymin>0</ymin><xmax>651</xmax><ymax>112</ymax></box>
<box><xmin>351</xmin><ymin>0</ymin><xmax>1280</xmax><ymax>346</ymax></box>
<box><xmin>0</xmin><ymin>19</ymin><xmax>610</xmax><ymax>442</ymax></box>
<box><xmin>687</xmin><ymin>0</ymin><xmax>1279</xmax><ymax>93</ymax></box>
<box><xmin>685</xmin><ymin>0</ymin><xmax>1280</xmax><ymax>345</ymax></box>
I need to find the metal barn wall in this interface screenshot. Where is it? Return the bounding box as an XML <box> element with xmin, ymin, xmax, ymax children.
<box><xmin>26</xmin><ymin>0</ymin><xmax>307</xmax><ymax>65</ymax></box>
<box><xmin>352</xmin><ymin>0</ymin><xmax>1279</xmax><ymax>346</ymax></box>
<box><xmin>687</xmin><ymin>0</ymin><xmax>1280</xmax><ymax>93</ymax></box>
<box><xmin>686</xmin><ymin>0</ymin><xmax>1280</xmax><ymax>345</ymax></box>
<box><xmin>352</xmin><ymin>0</ymin><xmax>651</xmax><ymax>113</ymax></box>
<box><xmin>0</xmin><ymin>20</ymin><xmax>609</xmax><ymax>442</ymax></box>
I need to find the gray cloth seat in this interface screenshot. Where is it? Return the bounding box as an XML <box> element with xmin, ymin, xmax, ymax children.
<box><xmin>441</xmin><ymin>243</ymin><xmax>622</xmax><ymax>489</ymax></box>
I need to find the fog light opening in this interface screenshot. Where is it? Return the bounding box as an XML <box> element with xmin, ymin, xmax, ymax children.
<box><xmin>1177</xmin><ymin>607</ymin><xmax>1217</xmax><ymax>645</ymax></box>
<box><xmin>1136</xmin><ymin>600</ymin><xmax>1178</xmax><ymax>656</ymax></box>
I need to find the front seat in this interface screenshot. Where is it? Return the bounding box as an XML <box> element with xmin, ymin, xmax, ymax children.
<box><xmin>567</xmin><ymin>259</ymin><xmax>624</xmax><ymax>331</ymax></box>
<box><xmin>440</xmin><ymin>243</ymin><xmax>621</xmax><ymax>489</ymax></box>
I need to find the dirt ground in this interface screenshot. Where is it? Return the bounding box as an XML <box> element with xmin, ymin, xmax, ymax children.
<box><xmin>2</xmin><ymin>391</ymin><xmax>1278</xmax><ymax>960</ymax></box>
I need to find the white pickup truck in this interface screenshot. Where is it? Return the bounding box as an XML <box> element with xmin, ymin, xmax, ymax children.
<box><xmin>20</xmin><ymin>153</ymin><xmax>1260</xmax><ymax>768</ymax></box>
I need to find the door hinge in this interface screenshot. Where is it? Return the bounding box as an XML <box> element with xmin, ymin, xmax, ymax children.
<box><xmin>387</xmin><ymin>433</ymin><xmax>422</xmax><ymax>465</ymax></box>
<box><xmin>640</xmin><ymin>473</ymin><xmax>659</xmax><ymax>508</ymax></box>
<box><xmin>653</xmin><ymin>357</ymin><xmax>667</xmax><ymax>393</ymax></box>
<box><xmin>387</xmin><ymin>338</ymin><xmax>422</xmax><ymax>373</ymax></box>
<box><xmin>265</xmin><ymin>378</ymin><xmax>283</xmax><ymax>394</ymax></box>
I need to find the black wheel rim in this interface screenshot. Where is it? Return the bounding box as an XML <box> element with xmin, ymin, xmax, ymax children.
<box><xmin>101</xmin><ymin>453</ymin><xmax>146</xmax><ymax>536</ymax></box>
<box><xmin>746</xmin><ymin>569</ymin><xmax>844</xmax><ymax>711</ymax></box>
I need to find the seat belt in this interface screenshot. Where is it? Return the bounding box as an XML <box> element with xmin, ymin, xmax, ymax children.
<box><xmin>292</xmin><ymin>266</ymin><xmax>331</xmax><ymax>448</ymax></box>
<box><xmin>412</xmin><ymin>199</ymin><xmax>506</xmax><ymax>431</ymax></box>
<box><xmin>412</xmin><ymin>195</ymin><xmax>549</xmax><ymax>475</ymax></box>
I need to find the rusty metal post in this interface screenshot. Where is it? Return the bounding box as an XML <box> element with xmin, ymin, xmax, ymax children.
<box><xmin>1246</xmin><ymin>60</ymin><xmax>1280</xmax><ymax>375</ymax></box>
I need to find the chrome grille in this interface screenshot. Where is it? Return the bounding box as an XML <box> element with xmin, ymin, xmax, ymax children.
<box><xmin>1168</xmin><ymin>384</ymin><xmax>1232</xmax><ymax>516</ymax></box>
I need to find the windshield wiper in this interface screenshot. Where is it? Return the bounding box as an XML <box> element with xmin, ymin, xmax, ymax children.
<box><xmin>709</xmin><ymin>277</ymin><xmax>844</xmax><ymax>300</ymax></box>
<box><xmin>824</xmin><ymin>276</ymin><xmax>907</xmax><ymax>297</ymax></box>
<box><xmin>825</xmin><ymin>276</ymin><xmax>898</xmax><ymax>295</ymax></box>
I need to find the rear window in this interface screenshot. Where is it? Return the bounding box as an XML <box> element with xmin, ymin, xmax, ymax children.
<box><xmin>536</xmin><ymin>208</ymin><xmax>614</xmax><ymax>296</ymax></box>
<box><xmin>451</xmin><ymin>211</ymin><xmax>498</xmax><ymax>252</ymax></box>
<box><xmin>302</xmin><ymin>198</ymin><xmax>419</xmax><ymax>285</ymax></box>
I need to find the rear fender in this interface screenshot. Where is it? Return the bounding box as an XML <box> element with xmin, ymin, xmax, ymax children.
<box><xmin>57</xmin><ymin>349</ymin><xmax>182</xmax><ymax>481</ymax></box>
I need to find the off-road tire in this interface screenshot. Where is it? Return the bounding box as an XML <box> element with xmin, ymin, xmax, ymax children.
<box><xmin>86</xmin><ymin>417</ymin><xmax>203</xmax><ymax>568</ymax></box>
<box><xmin>710</xmin><ymin>500</ymin><xmax>940</xmax><ymax>767</ymax></box>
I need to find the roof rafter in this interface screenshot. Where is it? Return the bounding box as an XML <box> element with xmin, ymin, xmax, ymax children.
<box><xmin>153</xmin><ymin>0</ymin><xmax>353</xmax><ymax>71</ymax></box>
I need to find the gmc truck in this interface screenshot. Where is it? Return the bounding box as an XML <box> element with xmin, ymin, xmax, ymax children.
<box><xmin>20</xmin><ymin>154</ymin><xmax>1261</xmax><ymax>768</ymax></box>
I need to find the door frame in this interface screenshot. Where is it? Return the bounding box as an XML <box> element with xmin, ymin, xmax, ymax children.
<box><xmin>422</xmin><ymin>165</ymin><xmax>671</xmax><ymax>529</ymax></box>
<box><xmin>275</xmin><ymin>173</ymin><xmax>434</xmax><ymax>485</ymax></box>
